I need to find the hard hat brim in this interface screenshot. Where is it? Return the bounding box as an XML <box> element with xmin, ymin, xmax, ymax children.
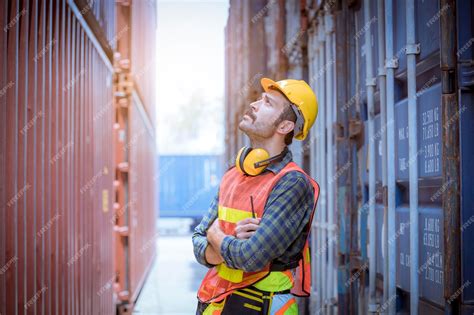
<box><xmin>261</xmin><ymin>78</ymin><xmax>289</xmax><ymax>100</ymax></box>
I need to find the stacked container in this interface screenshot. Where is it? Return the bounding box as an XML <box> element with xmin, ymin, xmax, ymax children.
<box><xmin>0</xmin><ymin>1</ymin><xmax>157</xmax><ymax>314</ymax></box>
<box><xmin>225</xmin><ymin>0</ymin><xmax>474</xmax><ymax>314</ymax></box>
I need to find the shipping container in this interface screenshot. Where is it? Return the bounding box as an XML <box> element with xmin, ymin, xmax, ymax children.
<box><xmin>0</xmin><ymin>0</ymin><xmax>157</xmax><ymax>314</ymax></box>
<box><xmin>224</xmin><ymin>0</ymin><xmax>310</xmax><ymax>169</ymax></box>
<box><xmin>113</xmin><ymin>0</ymin><xmax>157</xmax><ymax>313</ymax></box>
<box><xmin>159</xmin><ymin>155</ymin><xmax>223</xmax><ymax>219</ymax></box>
<box><xmin>224</xmin><ymin>0</ymin><xmax>474</xmax><ymax>314</ymax></box>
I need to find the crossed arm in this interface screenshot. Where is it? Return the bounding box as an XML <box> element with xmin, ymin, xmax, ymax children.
<box><xmin>192</xmin><ymin>172</ymin><xmax>314</xmax><ymax>272</ymax></box>
<box><xmin>191</xmin><ymin>193</ymin><xmax>261</xmax><ymax>266</ymax></box>
<box><xmin>205</xmin><ymin>216</ymin><xmax>261</xmax><ymax>265</ymax></box>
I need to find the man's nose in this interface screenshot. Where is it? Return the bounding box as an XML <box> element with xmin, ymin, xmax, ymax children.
<box><xmin>250</xmin><ymin>101</ymin><xmax>259</xmax><ymax>112</ymax></box>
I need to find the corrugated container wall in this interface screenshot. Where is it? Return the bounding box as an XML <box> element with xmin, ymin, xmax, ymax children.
<box><xmin>225</xmin><ymin>0</ymin><xmax>474</xmax><ymax>314</ymax></box>
<box><xmin>0</xmin><ymin>0</ymin><xmax>157</xmax><ymax>314</ymax></box>
<box><xmin>114</xmin><ymin>0</ymin><xmax>158</xmax><ymax>313</ymax></box>
<box><xmin>225</xmin><ymin>0</ymin><xmax>312</xmax><ymax>168</ymax></box>
<box><xmin>130</xmin><ymin>0</ymin><xmax>157</xmax><ymax>127</ymax></box>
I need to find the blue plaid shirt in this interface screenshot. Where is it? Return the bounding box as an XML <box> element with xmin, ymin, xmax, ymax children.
<box><xmin>192</xmin><ymin>148</ymin><xmax>315</xmax><ymax>272</ymax></box>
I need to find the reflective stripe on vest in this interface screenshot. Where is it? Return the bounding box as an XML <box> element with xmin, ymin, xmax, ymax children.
<box><xmin>216</xmin><ymin>205</ymin><xmax>294</xmax><ymax>291</ymax></box>
<box><xmin>197</xmin><ymin>162</ymin><xmax>320</xmax><ymax>303</ymax></box>
<box><xmin>253</xmin><ymin>270</ymin><xmax>294</xmax><ymax>292</ymax></box>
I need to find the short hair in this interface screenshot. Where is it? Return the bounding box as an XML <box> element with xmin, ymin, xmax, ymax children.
<box><xmin>274</xmin><ymin>101</ymin><xmax>297</xmax><ymax>145</ymax></box>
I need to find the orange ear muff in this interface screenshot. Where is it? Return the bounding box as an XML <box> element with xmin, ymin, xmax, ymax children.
<box><xmin>236</xmin><ymin>146</ymin><xmax>252</xmax><ymax>175</ymax></box>
<box><xmin>235</xmin><ymin>146</ymin><xmax>270</xmax><ymax>176</ymax></box>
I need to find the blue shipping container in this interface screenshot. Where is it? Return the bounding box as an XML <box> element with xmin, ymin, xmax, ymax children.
<box><xmin>158</xmin><ymin>155</ymin><xmax>223</xmax><ymax>218</ymax></box>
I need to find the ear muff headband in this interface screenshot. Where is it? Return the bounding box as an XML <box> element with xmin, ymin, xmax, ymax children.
<box><xmin>254</xmin><ymin>150</ymin><xmax>286</xmax><ymax>168</ymax></box>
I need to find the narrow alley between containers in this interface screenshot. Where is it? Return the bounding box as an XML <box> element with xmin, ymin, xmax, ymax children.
<box><xmin>1</xmin><ymin>0</ymin><xmax>474</xmax><ymax>315</ymax></box>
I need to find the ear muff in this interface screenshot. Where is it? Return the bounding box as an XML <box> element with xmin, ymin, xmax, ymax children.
<box><xmin>235</xmin><ymin>146</ymin><xmax>270</xmax><ymax>176</ymax></box>
<box><xmin>236</xmin><ymin>146</ymin><xmax>252</xmax><ymax>174</ymax></box>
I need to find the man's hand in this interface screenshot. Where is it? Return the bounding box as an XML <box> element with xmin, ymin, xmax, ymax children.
<box><xmin>205</xmin><ymin>217</ymin><xmax>261</xmax><ymax>267</ymax></box>
<box><xmin>235</xmin><ymin>218</ymin><xmax>261</xmax><ymax>239</ymax></box>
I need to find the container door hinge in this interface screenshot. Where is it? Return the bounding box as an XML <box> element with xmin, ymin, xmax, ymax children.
<box><xmin>405</xmin><ymin>43</ymin><xmax>420</xmax><ymax>55</ymax></box>
<box><xmin>117</xmin><ymin>162</ymin><xmax>130</xmax><ymax>173</ymax></box>
<box><xmin>385</xmin><ymin>58</ymin><xmax>399</xmax><ymax>69</ymax></box>
<box><xmin>114</xmin><ymin>225</ymin><xmax>129</xmax><ymax>237</ymax></box>
<box><xmin>368</xmin><ymin>303</ymin><xmax>381</xmax><ymax>313</ymax></box>
<box><xmin>114</xmin><ymin>72</ymin><xmax>134</xmax><ymax>98</ymax></box>
<box><xmin>117</xmin><ymin>290</ymin><xmax>130</xmax><ymax>301</ymax></box>
<box><xmin>116</xmin><ymin>0</ymin><xmax>131</xmax><ymax>6</ymax></box>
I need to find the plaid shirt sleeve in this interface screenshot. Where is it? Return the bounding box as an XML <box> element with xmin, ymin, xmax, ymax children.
<box><xmin>192</xmin><ymin>192</ymin><xmax>219</xmax><ymax>268</ymax></box>
<box><xmin>219</xmin><ymin>171</ymin><xmax>314</xmax><ymax>272</ymax></box>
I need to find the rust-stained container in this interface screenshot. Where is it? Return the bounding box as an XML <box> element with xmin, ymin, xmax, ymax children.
<box><xmin>224</xmin><ymin>0</ymin><xmax>280</xmax><ymax>165</ymax></box>
<box><xmin>112</xmin><ymin>75</ymin><xmax>157</xmax><ymax>314</ymax></box>
<box><xmin>0</xmin><ymin>0</ymin><xmax>157</xmax><ymax>314</ymax></box>
<box><xmin>130</xmin><ymin>0</ymin><xmax>157</xmax><ymax>127</ymax></box>
<box><xmin>0</xmin><ymin>1</ymin><xmax>116</xmax><ymax>314</ymax></box>
<box><xmin>113</xmin><ymin>0</ymin><xmax>157</xmax><ymax>313</ymax></box>
<box><xmin>128</xmin><ymin>95</ymin><xmax>157</xmax><ymax>304</ymax></box>
<box><xmin>226</xmin><ymin>0</ymin><xmax>474</xmax><ymax>314</ymax></box>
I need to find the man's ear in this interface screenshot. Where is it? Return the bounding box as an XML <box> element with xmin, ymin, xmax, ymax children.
<box><xmin>277</xmin><ymin>120</ymin><xmax>295</xmax><ymax>136</ymax></box>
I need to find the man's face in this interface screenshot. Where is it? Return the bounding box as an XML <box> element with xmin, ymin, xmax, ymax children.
<box><xmin>238</xmin><ymin>89</ymin><xmax>289</xmax><ymax>139</ymax></box>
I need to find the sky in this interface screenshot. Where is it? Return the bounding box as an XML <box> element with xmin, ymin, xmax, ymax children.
<box><xmin>155</xmin><ymin>0</ymin><xmax>229</xmax><ymax>155</ymax></box>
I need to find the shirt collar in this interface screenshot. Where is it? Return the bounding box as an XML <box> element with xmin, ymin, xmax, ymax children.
<box><xmin>265</xmin><ymin>147</ymin><xmax>293</xmax><ymax>174</ymax></box>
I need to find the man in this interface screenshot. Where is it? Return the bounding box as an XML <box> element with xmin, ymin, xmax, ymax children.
<box><xmin>192</xmin><ymin>78</ymin><xmax>320</xmax><ymax>315</ymax></box>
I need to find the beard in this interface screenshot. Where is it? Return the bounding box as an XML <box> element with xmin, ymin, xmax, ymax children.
<box><xmin>239</xmin><ymin>112</ymin><xmax>277</xmax><ymax>139</ymax></box>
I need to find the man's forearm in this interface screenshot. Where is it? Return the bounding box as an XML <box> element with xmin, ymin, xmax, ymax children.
<box><xmin>206</xmin><ymin>221</ymin><xmax>227</xmax><ymax>257</ymax></box>
<box><xmin>204</xmin><ymin>244</ymin><xmax>224</xmax><ymax>265</ymax></box>
<box><xmin>192</xmin><ymin>193</ymin><xmax>219</xmax><ymax>268</ymax></box>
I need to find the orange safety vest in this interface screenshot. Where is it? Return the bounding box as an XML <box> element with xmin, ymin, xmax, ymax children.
<box><xmin>197</xmin><ymin>161</ymin><xmax>320</xmax><ymax>303</ymax></box>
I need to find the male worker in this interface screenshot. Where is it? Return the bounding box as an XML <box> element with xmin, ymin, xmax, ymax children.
<box><xmin>192</xmin><ymin>78</ymin><xmax>320</xmax><ymax>315</ymax></box>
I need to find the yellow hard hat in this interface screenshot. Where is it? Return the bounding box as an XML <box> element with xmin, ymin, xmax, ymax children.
<box><xmin>260</xmin><ymin>78</ymin><xmax>318</xmax><ymax>140</ymax></box>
